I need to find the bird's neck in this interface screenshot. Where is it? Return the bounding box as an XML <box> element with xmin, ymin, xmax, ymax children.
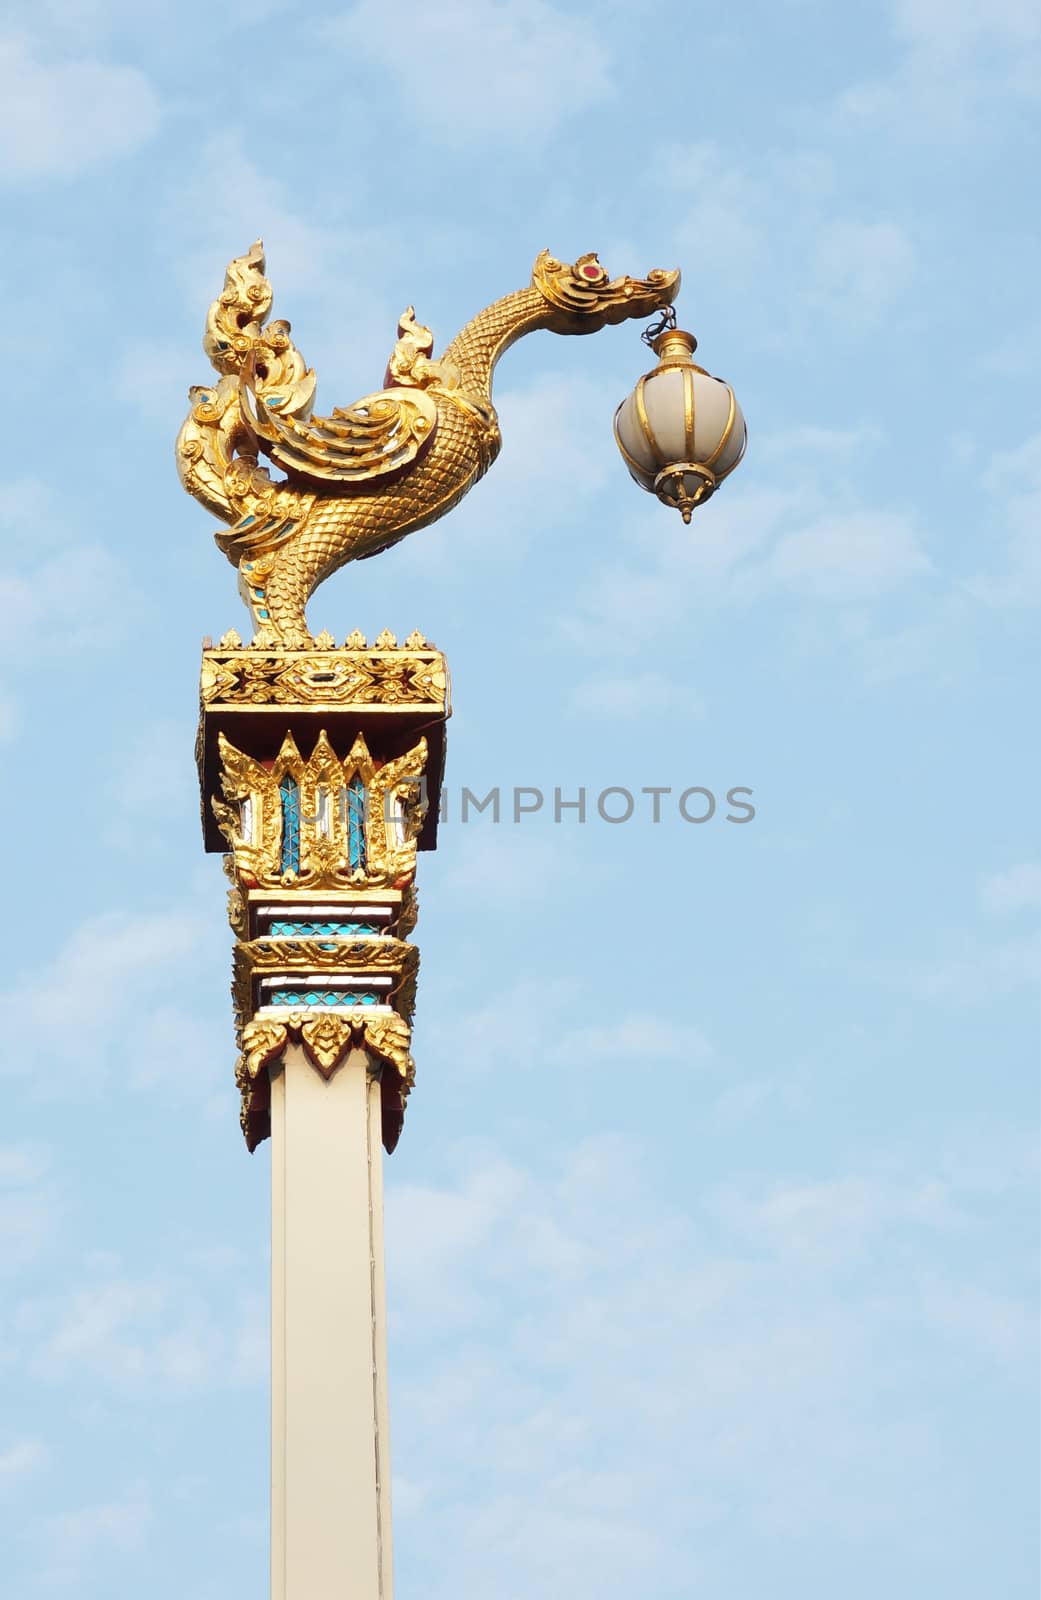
<box><xmin>442</xmin><ymin>286</ymin><xmax>551</xmax><ymax>398</ymax></box>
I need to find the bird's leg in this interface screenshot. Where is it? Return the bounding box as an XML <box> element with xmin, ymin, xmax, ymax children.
<box><xmin>237</xmin><ymin>559</ymin><xmax>279</xmax><ymax>646</ymax></box>
<box><xmin>235</xmin><ymin>557</ymin><xmax>311</xmax><ymax>648</ymax></box>
<box><xmin>253</xmin><ymin>546</ymin><xmax>316</xmax><ymax>649</ymax></box>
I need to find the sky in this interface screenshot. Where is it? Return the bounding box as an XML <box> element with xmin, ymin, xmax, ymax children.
<box><xmin>0</xmin><ymin>0</ymin><xmax>1038</xmax><ymax>1595</ymax></box>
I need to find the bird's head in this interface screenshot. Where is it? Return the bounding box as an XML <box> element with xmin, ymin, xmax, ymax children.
<box><xmin>532</xmin><ymin>249</ymin><xmax>681</xmax><ymax>335</ymax></box>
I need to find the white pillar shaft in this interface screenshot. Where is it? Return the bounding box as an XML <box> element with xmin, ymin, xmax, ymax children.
<box><xmin>271</xmin><ymin>1043</ymin><xmax>394</xmax><ymax>1600</ymax></box>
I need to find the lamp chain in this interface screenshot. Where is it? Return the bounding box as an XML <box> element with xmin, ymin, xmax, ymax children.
<box><xmin>641</xmin><ymin>305</ymin><xmax>678</xmax><ymax>348</ymax></box>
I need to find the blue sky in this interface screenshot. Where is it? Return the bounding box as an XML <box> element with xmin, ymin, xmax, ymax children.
<box><xmin>1</xmin><ymin>0</ymin><xmax>1038</xmax><ymax>1595</ymax></box>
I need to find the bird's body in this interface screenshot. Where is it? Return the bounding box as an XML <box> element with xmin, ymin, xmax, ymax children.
<box><xmin>177</xmin><ymin>246</ymin><xmax>679</xmax><ymax>645</ymax></box>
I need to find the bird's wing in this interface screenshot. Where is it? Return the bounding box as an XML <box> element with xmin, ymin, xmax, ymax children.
<box><xmin>242</xmin><ymin>365</ymin><xmax>438</xmax><ymax>487</ymax></box>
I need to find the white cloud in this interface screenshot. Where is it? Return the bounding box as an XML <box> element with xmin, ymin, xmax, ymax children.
<box><xmin>421</xmin><ymin>974</ymin><xmax>579</xmax><ymax>1077</ymax></box>
<box><xmin>1</xmin><ymin>910</ymin><xmax>194</xmax><ymax>1049</ymax></box>
<box><xmin>18</xmin><ymin>1267</ymin><xmax>266</xmax><ymax>1391</ymax></box>
<box><xmin>984</xmin><ymin>314</ymin><xmax>1041</xmax><ymax>377</ymax></box>
<box><xmin>0</xmin><ymin>478</ymin><xmax>146</xmax><ymax>671</ymax></box>
<box><xmin>0</xmin><ymin>1145</ymin><xmax>58</xmax><ymax>1274</ymax></box>
<box><xmin>0</xmin><ymin>901</ymin><xmax>228</xmax><ymax>1094</ymax></box>
<box><xmin>164</xmin><ymin>133</ymin><xmax>359</xmax><ymax>307</ymax></box>
<box><xmin>882</xmin><ymin>929</ymin><xmax>1041</xmax><ymax>1004</ymax></box>
<box><xmin>811</xmin><ymin>220</ymin><xmax>916</xmax><ymax>324</ymax></box>
<box><xmin>386</xmin><ymin>1133</ymin><xmax>1035</xmax><ymax>1589</ymax></box>
<box><xmin>657</xmin><ymin>143</ymin><xmax>915</xmax><ymax>330</ymax></box>
<box><xmin>327</xmin><ymin>0</ymin><xmax>612</xmax><ymax>144</ymax></box>
<box><xmin>0</xmin><ymin>38</ymin><xmax>159</xmax><ymax>181</ymax></box>
<box><xmin>980</xmin><ymin>862</ymin><xmax>1041</xmax><ymax>916</ymax></box>
<box><xmin>104</xmin><ymin>718</ymin><xmax>201</xmax><ymax>841</ymax></box>
<box><xmin>0</xmin><ymin>544</ymin><xmax>144</xmax><ymax>657</ymax></box>
<box><xmin>657</xmin><ymin>141</ymin><xmax>766</xmax><ymax>271</ymax></box>
<box><xmin>717</xmin><ymin>1173</ymin><xmax>954</xmax><ymax>1265</ymax></box>
<box><xmin>758</xmin><ymin>424</ymin><xmax>881</xmax><ymax>460</ymax></box>
<box><xmin>840</xmin><ymin>423</ymin><xmax>1041</xmax><ymax>672</ymax></box>
<box><xmin>847</xmin><ymin>591</ymin><xmax>974</xmax><ymax>686</ymax></box>
<box><xmin>112</xmin><ymin>338</ymin><xmax>197</xmax><ymax>428</ymax></box>
<box><xmin>421</xmin><ymin>966</ymin><xmax>713</xmax><ymax>1086</ymax></box>
<box><xmin>966</xmin><ymin>429</ymin><xmax>1041</xmax><ymax>606</ymax></box>
<box><xmin>387</xmin><ymin>1160</ymin><xmax>530</xmax><ymax>1326</ymax></box>
<box><xmin>838</xmin><ymin>0</ymin><xmax>1041</xmax><ymax>132</ymax></box>
<box><xmin>436</xmin><ymin>825</ymin><xmax>579</xmax><ymax>910</ymax></box>
<box><xmin>0</xmin><ymin>687</ymin><xmax>18</xmax><ymax>743</ymax></box>
<box><xmin>562</xmin><ymin>469</ymin><xmax>932</xmax><ymax>657</ymax></box>
<box><xmin>0</xmin><ymin>478</ymin><xmax>66</xmax><ymax>547</ymax></box>
<box><xmin>0</xmin><ymin>1146</ymin><xmax>49</xmax><ymax>1185</ymax></box>
<box><xmin>44</xmin><ymin>1490</ymin><xmax>151</xmax><ymax>1553</ymax></box>
<box><xmin>558</xmin><ymin>482</ymin><xmax>796</xmax><ymax>650</ymax></box>
<box><xmin>162</xmin><ymin>133</ymin><xmax>402</xmax><ymax>404</ymax></box>
<box><xmin>0</xmin><ymin>1437</ymin><xmax>48</xmax><ymax>1491</ymax></box>
<box><xmin>546</xmin><ymin>1013</ymin><xmax>713</xmax><ymax>1069</ymax></box>
<box><xmin>570</xmin><ymin>669</ymin><xmax>705</xmax><ymax>720</ymax></box>
<box><xmin>405</xmin><ymin>371</ymin><xmax>621</xmax><ymax>572</ymax></box>
<box><xmin>914</xmin><ymin>1278</ymin><xmax>1035</xmax><ymax>1359</ymax></box>
<box><xmin>766</xmin><ymin>509</ymin><xmax>931</xmax><ymax>598</ymax></box>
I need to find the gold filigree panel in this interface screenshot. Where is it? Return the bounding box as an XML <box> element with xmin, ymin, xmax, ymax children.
<box><xmin>200</xmin><ymin>645</ymin><xmax>448</xmax><ymax>711</ymax></box>
<box><xmin>213</xmin><ymin>729</ymin><xmax>428</xmax><ymax>891</ymax></box>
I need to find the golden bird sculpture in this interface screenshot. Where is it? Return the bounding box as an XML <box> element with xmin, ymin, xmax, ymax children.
<box><xmin>176</xmin><ymin>243</ymin><xmax>680</xmax><ymax>645</ymax></box>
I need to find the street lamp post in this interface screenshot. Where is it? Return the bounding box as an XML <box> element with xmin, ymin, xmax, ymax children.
<box><xmin>178</xmin><ymin>243</ymin><xmax>744</xmax><ymax>1598</ymax></box>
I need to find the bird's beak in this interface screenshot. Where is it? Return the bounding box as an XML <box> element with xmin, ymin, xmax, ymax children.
<box><xmin>598</xmin><ymin>266</ymin><xmax>682</xmax><ymax>325</ymax></box>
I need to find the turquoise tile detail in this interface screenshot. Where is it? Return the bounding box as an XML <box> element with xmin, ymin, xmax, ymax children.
<box><xmin>268</xmin><ymin>990</ymin><xmax>379</xmax><ymax>1008</ymax></box>
<box><xmin>279</xmin><ymin>776</ymin><xmax>301</xmax><ymax>875</ymax></box>
<box><xmin>346</xmin><ymin>775</ymin><xmax>367</xmax><ymax>872</ymax></box>
<box><xmin>268</xmin><ymin>920</ymin><xmax>378</xmax><ymax>938</ymax></box>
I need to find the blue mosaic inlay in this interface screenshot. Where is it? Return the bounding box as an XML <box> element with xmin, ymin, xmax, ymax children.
<box><xmin>279</xmin><ymin>775</ymin><xmax>301</xmax><ymax>875</ymax></box>
<box><xmin>269</xmin><ymin>920</ymin><xmax>378</xmax><ymax>938</ymax></box>
<box><xmin>346</xmin><ymin>775</ymin><xmax>367</xmax><ymax>872</ymax></box>
<box><xmin>269</xmin><ymin>990</ymin><xmax>379</xmax><ymax>1008</ymax></box>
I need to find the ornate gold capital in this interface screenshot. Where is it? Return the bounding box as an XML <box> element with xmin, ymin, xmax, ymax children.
<box><xmin>204</xmin><ymin>636</ymin><xmax>444</xmax><ymax>1156</ymax></box>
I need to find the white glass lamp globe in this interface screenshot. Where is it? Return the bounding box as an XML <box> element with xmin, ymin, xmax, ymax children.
<box><xmin>614</xmin><ymin>329</ymin><xmax>746</xmax><ymax>522</ymax></box>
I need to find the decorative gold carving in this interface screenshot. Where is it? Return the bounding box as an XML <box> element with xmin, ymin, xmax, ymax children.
<box><xmin>205</xmin><ymin>652</ymin><xmax>439</xmax><ymax>1150</ymax></box>
<box><xmin>176</xmin><ymin>242</ymin><xmax>678</xmax><ymax>646</ymax></box>
<box><xmin>234</xmin><ymin>1011</ymin><xmax>415</xmax><ymax>1152</ymax></box>
<box><xmin>532</xmin><ymin>250</ymin><xmax>679</xmax><ymax>325</ymax></box>
<box><xmin>231</xmin><ymin>936</ymin><xmax>419</xmax><ymax>1036</ymax></box>
<box><xmin>243</xmin><ymin>937</ymin><xmax>416</xmax><ymax>970</ymax></box>
<box><xmin>244</xmin><ymin>374</ymin><xmax>439</xmax><ymax>486</ymax></box>
<box><xmin>299</xmin><ymin>1014</ymin><xmax>355</xmax><ymax>1077</ymax></box>
<box><xmin>213</xmin><ymin>728</ymin><xmax>428</xmax><ymax>892</ymax></box>
<box><xmin>220</xmin><ymin>854</ymin><xmax>251</xmax><ymax>936</ymax></box>
<box><xmin>200</xmin><ymin>647</ymin><xmax>448</xmax><ymax>711</ymax></box>
<box><xmin>360</xmin><ymin>1013</ymin><xmax>416</xmax><ymax>1096</ymax></box>
<box><xmin>398</xmin><ymin>882</ymin><xmax>418</xmax><ymax>939</ymax></box>
<box><xmin>240</xmin><ymin>1017</ymin><xmax>290</xmax><ymax>1079</ymax></box>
